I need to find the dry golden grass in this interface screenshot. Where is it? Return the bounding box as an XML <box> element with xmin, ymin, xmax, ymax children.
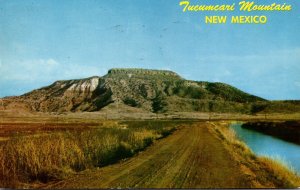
<box><xmin>258</xmin><ymin>156</ymin><xmax>300</xmax><ymax>188</ymax></box>
<box><xmin>213</xmin><ymin>123</ymin><xmax>252</xmax><ymax>154</ymax></box>
<box><xmin>0</xmin><ymin>133</ymin><xmax>85</xmax><ymax>187</ymax></box>
<box><xmin>0</xmin><ymin>121</ymin><xmax>178</xmax><ymax>188</ymax></box>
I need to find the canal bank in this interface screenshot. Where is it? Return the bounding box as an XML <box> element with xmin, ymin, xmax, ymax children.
<box><xmin>210</xmin><ymin>121</ymin><xmax>300</xmax><ymax>188</ymax></box>
<box><xmin>231</xmin><ymin>123</ymin><xmax>300</xmax><ymax>174</ymax></box>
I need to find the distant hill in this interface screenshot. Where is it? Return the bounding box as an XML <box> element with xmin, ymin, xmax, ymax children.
<box><xmin>1</xmin><ymin>68</ymin><xmax>299</xmax><ymax>114</ymax></box>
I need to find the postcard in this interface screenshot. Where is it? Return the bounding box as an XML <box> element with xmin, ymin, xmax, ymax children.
<box><xmin>0</xmin><ymin>0</ymin><xmax>299</xmax><ymax>188</ymax></box>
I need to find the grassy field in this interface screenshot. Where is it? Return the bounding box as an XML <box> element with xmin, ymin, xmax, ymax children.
<box><xmin>0</xmin><ymin>119</ymin><xmax>183</xmax><ymax>188</ymax></box>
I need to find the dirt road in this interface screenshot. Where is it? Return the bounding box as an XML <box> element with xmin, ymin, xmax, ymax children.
<box><xmin>46</xmin><ymin>122</ymin><xmax>252</xmax><ymax>188</ymax></box>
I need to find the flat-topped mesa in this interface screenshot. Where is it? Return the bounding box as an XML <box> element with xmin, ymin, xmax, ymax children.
<box><xmin>107</xmin><ymin>68</ymin><xmax>182</xmax><ymax>79</ymax></box>
<box><xmin>2</xmin><ymin>67</ymin><xmax>271</xmax><ymax>113</ymax></box>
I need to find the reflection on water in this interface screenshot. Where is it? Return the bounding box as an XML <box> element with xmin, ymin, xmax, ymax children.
<box><xmin>231</xmin><ymin>123</ymin><xmax>300</xmax><ymax>174</ymax></box>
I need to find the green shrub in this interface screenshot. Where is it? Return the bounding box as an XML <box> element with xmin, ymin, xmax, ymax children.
<box><xmin>123</xmin><ymin>97</ymin><xmax>139</xmax><ymax>107</ymax></box>
<box><xmin>152</xmin><ymin>93</ymin><xmax>167</xmax><ymax>113</ymax></box>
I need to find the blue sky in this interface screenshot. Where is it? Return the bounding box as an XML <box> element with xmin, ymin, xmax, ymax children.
<box><xmin>0</xmin><ymin>0</ymin><xmax>299</xmax><ymax>100</ymax></box>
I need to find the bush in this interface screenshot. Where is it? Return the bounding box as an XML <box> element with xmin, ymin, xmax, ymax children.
<box><xmin>123</xmin><ymin>97</ymin><xmax>139</xmax><ymax>107</ymax></box>
<box><xmin>152</xmin><ymin>93</ymin><xmax>167</xmax><ymax>113</ymax></box>
<box><xmin>250</xmin><ymin>102</ymin><xmax>268</xmax><ymax>115</ymax></box>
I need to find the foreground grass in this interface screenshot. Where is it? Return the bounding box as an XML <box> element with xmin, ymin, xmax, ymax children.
<box><xmin>0</xmin><ymin>120</ymin><xmax>180</xmax><ymax>188</ymax></box>
<box><xmin>210</xmin><ymin>121</ymin><xmax>300</xmax><ymax>188</ymax></box>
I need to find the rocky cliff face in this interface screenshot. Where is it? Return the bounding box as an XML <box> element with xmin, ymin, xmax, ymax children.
<box><xmin>16</xmin><ymin>76</ymin><xmax>113</xmax><ymax>112</ymax></box>
<box><xmin>1</xmin><ymin>68</ymin><xmax>266</xmax><ymax>113</ymax></box>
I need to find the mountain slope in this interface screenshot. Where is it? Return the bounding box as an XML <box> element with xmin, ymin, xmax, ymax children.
<box><xmin>1</xmin><ymin>68</ymin><xmax>266</xmax><ymax>113</ymax></box>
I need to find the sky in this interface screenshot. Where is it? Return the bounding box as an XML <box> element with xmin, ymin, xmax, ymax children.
<box><xmin>0</xmin><ymin>0</ymin><xmax>299</xmax><ymax>100</ymax></box>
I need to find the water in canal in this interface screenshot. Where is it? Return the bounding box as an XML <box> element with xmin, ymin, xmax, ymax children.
<box><xmin>231</xmin><ymin>123</ymin><xmax>300</xmax><ymax>174</ymax></box>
